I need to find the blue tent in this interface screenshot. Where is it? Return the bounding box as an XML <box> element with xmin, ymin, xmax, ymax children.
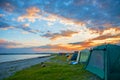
<box><xmin>70</xmin><ymin>51</ymin><xmax>78</xmax><ymax>61</ymax></box>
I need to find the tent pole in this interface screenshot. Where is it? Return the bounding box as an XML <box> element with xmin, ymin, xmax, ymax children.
<box><xmin>76</xmin><ymin>51</ymin><xmax>81</xmax><ymax>63</ymax></box>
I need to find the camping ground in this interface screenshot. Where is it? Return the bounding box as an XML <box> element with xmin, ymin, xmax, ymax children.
<box><xmin>4</xmin><ymin>55</ymin><xmax>101</xmax><ymax>80</ymax></box>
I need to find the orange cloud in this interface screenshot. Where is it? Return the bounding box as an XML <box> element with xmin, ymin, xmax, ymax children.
<box><xmin>18</xmin><ymin>7</ymin><xmax>41</xmax><ymax>22</ymax></box>
<box><xmin>17</xmin><ymin>7</ymin><xmax>85</xmax><ymax>27</ymax></box>
<box><xmin>69</xmin><ymin>41</ymin><xmax>95</xmax><ymax>49</ymax></box>
<box><xmin>92</xmin><ymin>33</ymin><xmax>120</xmax><ymax>41</ymax></box>
<box><xmin>103</xmin><ymin>23</ymin><xmax>113</xmax><ymax>28</ymax></box>
<box><xmin>91</xmin><ymin>33</ymin><xmax>120</xmax><ymax>45</ymax></box>
<box><xmin>51</xmin><ymin>30</ymin><xmax>79</xmax><ymax>40</ymax></box>
<box><xmin>0</xmin><ymin>39</ymin><xmax>22</xmax><ymax>48</ymax></box>
<box><xmin>0</xmin><ymin>39</ymin><xmax>6</xmax><ymax>43</ymax></box>
<box><xmin>34</xmin><ymin>28</ymin><xmax>120</xmax><ymax>52</ymax></box>
<box><xmin>26</xmin><ymin>7</ymin><xmax>40</xmax><ymax>16</ymax></box>
<box><xmin>102</xmin><ymin>27</ymin><xmax>120</xmax><ymax>35</ymax></box>
<box><xmin>33</xmin><ymin>44</ymin><xmax>83</xmax><ymax>52</ymax></box>
<box><xmin>42</xmin><ymin>30</ymin><xmax>79</xmax><ymax>40</ymax></box>
<box><xmin>23</xmin><ymin>23</ymin><xmax>30</xmax><ymax>27</ymax></box>
<box><xmin>44</xmin><ymin>14</ymin><xmax>58</xmax><ymax>22</ymax></box>
<box><xmin>69</xmin><ymin>27</ymin><xmax>120</xmax><ymax>50</ymax></box>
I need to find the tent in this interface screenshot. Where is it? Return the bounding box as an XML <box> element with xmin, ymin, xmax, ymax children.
<box><xmin>85</xmin><ymin>44</ymin><xmax>120</xmax><ymax>80</ymax></box>
<box><xmin>70</xmin><ymin>51</ymin><xmax>78</xmax><ymax>61</ymax></box>
<box><xmin>76</xmin><ymin>49</ymin><xmax>90</xmax><ymax>63</ymax></box>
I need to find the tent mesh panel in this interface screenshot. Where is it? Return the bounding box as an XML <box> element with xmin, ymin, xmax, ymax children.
<box><xmin>86</xmin><ymin>50</ymin><xmax>104</xmax><ymax>79</ymax></box>
<box><xmin>80</xmin><ymin>51</ymin><xmax>90</xmax><ymax>63</ymax></box>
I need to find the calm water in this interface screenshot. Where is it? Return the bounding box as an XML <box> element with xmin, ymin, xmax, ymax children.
<box><xmin>0</xmin><ymin>54</ymin><xmax>50</xmax><ymax>63</ymax></box>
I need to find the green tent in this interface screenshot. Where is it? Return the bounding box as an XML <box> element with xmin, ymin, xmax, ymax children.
<box><xmin>85</xmin><ymin>44</ymin><xmax>120</xmax><ymax>80</ymax></box>
<box><xmin>76</xmin><ymin>49</ymin><xmax>90</xmax><ymax>63</ymax></box>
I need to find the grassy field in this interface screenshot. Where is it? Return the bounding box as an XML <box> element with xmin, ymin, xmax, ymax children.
<box><xmin>4</xmin><ymin>55</ymin><xmax>101</xmax><ymax>80</ymax></box>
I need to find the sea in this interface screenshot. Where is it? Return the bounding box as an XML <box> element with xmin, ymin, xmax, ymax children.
<box><xmin>0</xmin><ymin>54</ymin><xmax>51</xmax><ymax>63</ymax></box>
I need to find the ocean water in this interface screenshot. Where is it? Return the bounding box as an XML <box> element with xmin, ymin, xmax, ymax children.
<box><xmin>0</xmin><ymin>54</ymin><xmax>50</xmax><ymax>63</ymax></box>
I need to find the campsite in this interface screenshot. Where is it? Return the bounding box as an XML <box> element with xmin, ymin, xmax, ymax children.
<box><xmin>69</xmin><ymin>44</ymin><xmax>120</xmax><ymax>80</ymax></box>
<box><xmin>4</xmin><ymin>53</ymin><xmax>101</xmax><ymax>80</ymax></box>
<box><xmin>3</xmin><ymin>44</ymin><xmax>120</xmax><ymax>80</ymax></box>
<box><xmin>0</xmin><ymin>0</ymin><xmax>120</xmax><ymax>80</ymax></box>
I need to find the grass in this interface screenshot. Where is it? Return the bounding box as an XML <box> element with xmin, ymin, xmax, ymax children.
<box><xmin>4</xmin><ymin>55</ymin><xmax>101</xmax><ymax>80</ymax></box>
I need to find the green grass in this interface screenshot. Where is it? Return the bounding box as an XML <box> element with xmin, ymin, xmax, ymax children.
<box><xmin>4</xmin><ymin>55</ymin><xmax>101</xmax><ymax>80</ymax></box>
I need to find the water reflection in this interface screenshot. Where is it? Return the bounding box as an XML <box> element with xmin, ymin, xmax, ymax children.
<box><xmin>0</xmin><ymin>54</ymin><xmax>50</xmax><ymax>63</ymax></box>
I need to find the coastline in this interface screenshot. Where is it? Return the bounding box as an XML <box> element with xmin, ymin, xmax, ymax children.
<box><xmin>0</xmin><ymin>56</ymin><xmax>54</xmax><ymax>80</ymax></box>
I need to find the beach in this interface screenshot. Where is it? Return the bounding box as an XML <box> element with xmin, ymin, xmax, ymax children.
<box><xmin>0</xmin><ymin>56</ymin><xmax>54</xmax><ymax>80</ymax></box>
<box><xmin>3</xmin><ymin>55</ymin><xmax>101</xmax><ymax>80</ymax></box>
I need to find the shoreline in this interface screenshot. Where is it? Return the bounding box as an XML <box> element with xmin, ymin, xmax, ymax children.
<box><xmin>0</xmin><ymin>56</ymin><xmax>54</xmax><ymax>80</ymax></box>
<box><xmin>0</xmin><ymin>55</ymin><xmax>51</xmax><ymax>64</ymax></box>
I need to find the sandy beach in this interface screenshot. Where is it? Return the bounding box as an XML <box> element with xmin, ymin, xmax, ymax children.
<box><xmin>0</xmin><ymin>56</ymin><xmax>54</xmax><ymax>80</ymax></box>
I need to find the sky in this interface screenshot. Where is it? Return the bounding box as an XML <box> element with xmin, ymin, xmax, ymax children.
<box><xmin>0</xmin><ymin>0</ymin><xmax>120</xmax><ymax>53</ymax></box>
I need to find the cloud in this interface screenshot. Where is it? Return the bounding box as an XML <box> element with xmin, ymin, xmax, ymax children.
<box><xmin>0</xmin><ymin>39</ymin><xmax>22</xmax><ymax>48</ymax></box>
<box><xmin>17</xmin><ymin>6</ymin><xmax>85</xmax><ymax>27</ymax></box>
<box><xmin>13</xmin><ymin>5</ymin><xmax>120</xmax><ymax>36</ymax></box>
<box><xmin>17</xmin><ymin>7</ymin><xmax>41</xmax><ymax>22</ymax></box>
<box><xmin>0</xmin><ymin>21</ymin><xmax>14</xmax><ymax>30</ymax></box>
<box><xmin>0</xmin><ymin>39</ymin><xmax>89</xmax><ymax>52</ymax></box>
<box><xmin>0</xmin><ymin>14</ymin><xmax>5</xmax><ymax>17</ymax></box>
<box><xmin>0</xmin><ymin>1</ymin><xmax>15</xmax><ymax>12</ymax></box>
<box><xmin>69</xmin><ymin>42</ymin><xmax>82</xmax><ymax>45</ymax></box>
<box><xmin>69</xmin><ymin>27</ymin><xmax>120</xmax><ymax>49</ymax></box>
<box><xmin>17</xmin><ymin>25</ymin><xmax>40</xmax><ymax>34</ymax></box>
<box><xmin>91</xmin><ymin>27</ymin><xmax>120</xmax><ymax>41</ymax></box>
<box><xmin>33</xmin><ymin>44</ymin><xmax>81</xmax><ymax>52</ymax></box>
<box><xmin>21</xmin><ymin>31</ymin><xmax>29</xmax><ymax>34</ymax></box>
<box><xmin>41</xmin><ymin>0</ymin><xmax>120</xmax><ymax>30</ymax></box>
<box><xmin>43</xmin><ymin>13</ymin><xmax>85</xmax><ymax>27</ymax></box>
<box><xmin>88</xmin><ymin>26</ymin><xmax>120</xmax><ymax>35</ymax></box>
<box><xmin>27</xmin><ymin>7</ymin><xmax>40</xmax><ymax>15</ymax></box>
<box><xmin>58</xmin><ymin>16</ymin><xmax>85</xmax><ymax>26</ymax></box>
<box><xmin>69</xmin><ymin>41</ymin><xmax>94</xmax><ymax>49</ymax></box>
<box><xmin>1</xmin><ymin>0</ymin><xmax>120</xmax><ymax>28</ymax></box>
<box><xmin>0</xmin><ymin>20</ymin><xmax>40</xmax><ymax>34</ymax></box>
<box><xmin>33</xmin><ymin>45</ymin><xmax>58</xmax><ymax>52</ymax></box>
<box><xmin>91</xmin><ymin>34</ymin><xmax>120</xmax><ymax>41</ymax></box>
<box><xmin>23</xmin><ymin>23</ymin><xmax>30</xmax><ymax>27</ymax></box>
<box><xmin>42</xmin><ymin>30</ymin><xmax>79</xmax><ymax>40</ymax></box>
<box><xmin>0</xmin><ymin>22</ymin><xmax>8</xmax><ymax>28</ymax></box>
<box><xmin>0</xmin><ymin>0</ymin><xmax>120</xmax><ymax>53</ymax></box>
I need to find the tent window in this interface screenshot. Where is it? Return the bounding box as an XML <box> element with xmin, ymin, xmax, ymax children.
<box><xmin>89</xmin><ymin>50</ymin><xmax>104</xmax><ymax>71</ymax></box>
<box><xmin>80</xmin><ymin>52</ymin><xmax>90</xmax><ymax>62</ymax></box>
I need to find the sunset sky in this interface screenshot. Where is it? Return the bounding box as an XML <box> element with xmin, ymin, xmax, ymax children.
<box><xmin>0</xmin><ymin>0</ymin><xmax>120</xmax><ymax>53</ymax></box>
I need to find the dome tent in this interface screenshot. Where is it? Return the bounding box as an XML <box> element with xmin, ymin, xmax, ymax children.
<box><xmin>85</xmin><ymin>44</ymin><xmax>120</xmax><ymax>80</ymax></box>
<box><xmin>70</xmin><ymin>51</ymin><xmax>78</xmax><ymax>61</ymax></box>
